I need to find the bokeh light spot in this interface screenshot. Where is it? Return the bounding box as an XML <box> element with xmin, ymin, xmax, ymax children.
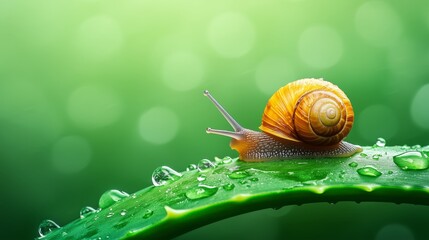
<box><xmin>76</xmin><ymin>15</ymin><xmax>123</xmax><ymax>61</ymax></box>
<box><xmin>162</xmin><ymin>51</ymin><xmax>205</xmax><ymax>91</ymax></box>
<box><xmin>138</xmin><ymin>107</ymin><xmax>179</xmax><ymax>144</ymax></box>
<box><xmin>207</xmin><ymin>12</ymin><xmax>255</xmax><ymax>58</ymax></box>
<box><xmin>51</xmin><ymin>136</ymin><xmax>91</xmax><ymax>174</ymax></box>
<box><xmin>355</xmin><ymin>1</ymin><xmax>402</xmax><ymax>47</ymax></box>
<box><xmin>411</xmin><ymin>84</ymin><xmax>429</xmax><ymax>130</ymax></box>
<box><xmin>298</xmin><ymin>25</ymin><xmax>343</xmax><ymax>69</ymax></box>
<box><xmin>67</xmin><ymin>85</ymin><xmax>122</xmax><ymax>129</ymax></box>
<box><xmin>255</xmin><ymin>56</ymin><xmax>295</xmax><ymax>95</ymax></box>
<box><xmin>375</xmin><ymin>224</ymin><xmax>414</xmax><ymax>240</ymax></box>
<box><xmin>357</xmin><ymin>104</ymin><xmax>399</xmax><ymax>142</ymax></box>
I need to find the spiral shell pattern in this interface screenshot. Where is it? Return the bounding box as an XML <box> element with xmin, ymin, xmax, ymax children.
<box><xmin>259</xmin><ymin>78</ymin><xmax>354</xmax><ymax>145</ymax></box>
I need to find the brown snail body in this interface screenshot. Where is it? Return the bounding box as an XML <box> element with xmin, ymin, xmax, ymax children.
<box><xmin>205</xmin><ymin>78</ymin><xmax>362</xmax><ymax>162</ymax></box>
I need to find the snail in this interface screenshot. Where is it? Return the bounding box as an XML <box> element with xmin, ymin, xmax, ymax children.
<box><xmin>204</xmin><ymin>78</ymin><xmax>362</xmax><ymax>162</ymax></box>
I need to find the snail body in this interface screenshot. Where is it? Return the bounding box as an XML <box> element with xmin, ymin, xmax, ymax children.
<box><xmin>205</xmin><ymin>78</ymin><xmax>362</xmax><ymax>162</ymax></box>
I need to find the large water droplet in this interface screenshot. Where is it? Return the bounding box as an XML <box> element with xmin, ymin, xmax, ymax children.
<box><xmin>393</xmin><ymin>151</ymin><xmax>429</xmax><ymax>170</ymax></box>
<box><xmin>38</xmin><ymin>219</ymin><xmax>60</xmax><ymax>237</ymax></box>
<box><xmin>357</xmin><ymin>166</ymin><xmax>382</xmax><ymax>177</ymax></box>
<box><xmin>375</xmin><ymin>138</ymin><xmax>386</xmax><ymax>147</ymax></box>
<box><xmin>80</xmin><ymin>206</ymin><xmax>97</xmax><ymax>219</ymax></box>
<box><xmin>228</xmin><ymin>170</ymin><xmax>251</xmax><ymax>179</ymax></box>
<box><xmin>185</xmin><ymin>184</ymin><xmax>218</xmax><ymax>200</ymax></box>
<box><xmin>142</xmin><ymin>209</ymin><xmax>154</xmax><ymax>219</ymax></box>
<box><xmin>152</xmin><ymin>166</ymin><xmax>182</xmax><ymax>186</ymax></box>
<box><xmin>360</xmin><ymin>153</ymin><xmax>368</xmax><ymax>157</ymax></box>
<box><xmin>99</xmin><ymin>189</ymin><xmax>129</xmax><ymax>209</ymax></box>
<box><xmin>197</xmin><ymin>159</ymin><xmax>216</xmax><ymax>172</ymax></box>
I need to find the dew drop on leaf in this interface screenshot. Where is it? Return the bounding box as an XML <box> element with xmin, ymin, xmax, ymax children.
<box><xmin>186</xmin><ymin>164</ymin><xmax>197</xmax><ymax>171</ymax></box>
<box><xmin>348</xmin><ymin>162</ymin><xmax>358</xmax><ymax>168</ymax></box>
<box><xmin>38</xmin><ymin>219</ymin><xmax>60</xmax><ymax>237</ymax></box>
<box><xmin>360</xmin><ymin>153</ymin><xmax>368</xmax><ymax>157</ymax></box>
<box><xmin>185</xmin><ymin>184</ymin><xmax>218</xmax><ymax>200</ymax></box>
<box><xmin>374</xmin><ymin>137</ymin><xmax>386</xmax><ymax>147</ymax></box>
<box><xmin>197</xmin><ymin>159</ymin><xmax>216</xmax><ymax>172</ymax></box>
<box><xmin>221</xmin><ymin>156</ymin><xmax>233</xmax><ymax>164</ymax></box>
<box><xmin>228</xmin><ymin>170</ymin><xmax>251</xmax><ymax>179</ymax></box>
<box><xmin>393</xmin><ymin>151</ymin><xmax>429</xmax><ymax>170</ymax></box>
<box><xmin>401</xmin><ymin>145</ymin><xmax>411</xmax><ymax>150</ymax></box>
<box><xmin>222</xmin><ymin>183</ymin><xmax>235</xmax><ymax>191</ymax></box>
<box><xmin>197</xmin><ymin>174</ymin><xmax>207</xmax><ymax>182</ymax></box>
<box><xmin>99</xmin><ymin>189</ymin><xmax>129</xmax><ymax>209</ymax></box>
<box><xmin>142</xmin><ymin>209</ymin><xmax>154</xmax><ymax>219</ymax></box>
<box><xmin>152</xmin><ymin>166</ymin><xmax>182</xmax><ymax>186</ymax></box>
<box><xmin>372</xmin><ymin>154</ymin><xmax>382</xmax><ymax>160</ymax></box>
<box><xmin>80</xmin><ymin>206</ymin><xmax>97</xmax><ymax>219</ymax></box>
<box><xmin>357</xmin><ymin>166</ymin><xmax>382</xmax><ymax>177</ymax></box>
<box><xmin>249</xmin><ymin>177</ymin><xmax>259</xmax><ymax>182</ymax></box>
<box><xmin>120</xmin><ymin>209</ymin><xmax>127</xmax><ymax>216</ymax></box>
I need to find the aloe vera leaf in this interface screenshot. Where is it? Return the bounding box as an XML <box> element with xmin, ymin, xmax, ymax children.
<box><xmin>38</xmin><ymin>146</ymin><xmax>429</xmax><ymax>240</ymax></box>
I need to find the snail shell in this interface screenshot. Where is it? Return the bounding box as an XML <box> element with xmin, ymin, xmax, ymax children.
<box><xmin>260</xmin><ymin>78</ymin><xmax>354</xmax><ymax>145</ymax></box>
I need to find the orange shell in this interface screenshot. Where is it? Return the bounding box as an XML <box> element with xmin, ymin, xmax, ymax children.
<box><xmin>259</xmin><ymin>78</ymin><xmax>354</xmax><ymax>145</ymax></box>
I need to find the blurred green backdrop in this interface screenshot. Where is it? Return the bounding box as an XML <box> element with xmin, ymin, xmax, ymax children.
<box><xmin>1</xmin><ymin>0</ymin><xmax>429</xmax><ymax>239</ymax></box>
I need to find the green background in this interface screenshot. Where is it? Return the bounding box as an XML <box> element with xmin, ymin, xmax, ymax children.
<box><xmin>1</xmin><ymin>0</ymin><xmax>429</xmax><ymax>239</ymax></box>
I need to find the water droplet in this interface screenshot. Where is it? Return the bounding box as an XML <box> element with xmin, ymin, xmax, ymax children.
<box><xmin>375</xmin><ymin>138</ymin><xmax>386</xmax><ymax>147</ymax></box>
<box><xmin>228</xmin><ymin>170</ymin><xmax>251</xmax><ymax>179</ymax></box>
<box><xmin>197</xmin><ymin>174</ymin><xmax>207</xmax><ymax>181</ymax></box>
<box><xmin>372</xmin><ymin>154</ymin><xmax>382</xmax><ymax>160</ymax></box>
<box><xmin>360</xmin><ymin>153</ymin><xmax>368</xmax><ymax>157</ymax></box>
<box><xmin>120</xmin><ymin>210</ymin><xmax>127</xmax><ymax>216</ymax></box>
<box><xmin>142</xmin><ymin>209</ymin><xmax>154</xmax><ymax>219</ymax></box>
<box><xmin>401</xmin><ymin>145</ymin><xmax>411</xmax><ymax>150</ymax></box>
<box><xmin>222</xmin><ymin>183</ymin><xmax>235</xmax><ymax>191</ymax></box>
<box><xmin>186</xmin><ymin>164</ymin><xmax>197</xmax><ymax>171</ymax></box>
<box><xmin>348</xmin><ymin>162</ymin><xmax>358</xmax><ymax>168</ymax></box>
<box><xmin>80</xmin><ymin>206</ymin><xmax>97</xmax><ymax>219</ymax></box>
<box><xmin>393</xmin><ymin>151</ymin><xmax>429</xmax><ymax>170</ymax></box>
<box><xmin>197</xmin><ymin>159</ymin><xmax>216</xmax><ymax>172</ymax></box>
<box><xmin>185</xmin><ymin>184</ymin><xmax>218</xmax><ymax>200</ymax></box>
<box><xmin>152</xmin><ymin>166</ymin><xmax>182</xmax><ymax>186</ymax></box>
<box><xmin>387</xmin><ymin>170</ymin><xmax>394</xmax><ymax>174</ymax></box>
<box><xmin>106</xmin><ymin>211</ymin><xmax>115</xmax><ymax>218</ymax></box>
<box><xmin>214</xmin><ymin>157</ymin><xmax>224</xmax><ymax>165</ymax></box>
<box><xmin>238</xmin><ymin>179</ymin><xmax>249</xmax><ymax>185</ymax></box>
<box><xmin>38</xmin><ymin>219</ymin><xmax>60</xmax><ymax>237</ymax></box>
<box><xmin>249</xmin><ymin>177</ymin><xmax>259</xmax><ymax>182</ymax></box>
<box><xmin>99</xmin><ymin>189</ymin><xmax>129</xmax><ymax>209</ymax></box>
<box><xmin>357</xmin><ymin>166</ymin><xmax>382</xmax><ymax>177</ymax></box>
<box><xmin>114</xmin><ymin>221</ymin><xmax>129</xmax><ymax>229</ymax></box>
<box><xmin>221</xmin><ymin>156</ymin><xmax>233</xmax><ymax>164</ymax></box>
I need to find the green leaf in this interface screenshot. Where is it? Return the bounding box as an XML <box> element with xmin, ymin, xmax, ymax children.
<box><xmin>38</xmin><ymin>146</ymin><xmax>429</xmax><ymax>240</ymax></box>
